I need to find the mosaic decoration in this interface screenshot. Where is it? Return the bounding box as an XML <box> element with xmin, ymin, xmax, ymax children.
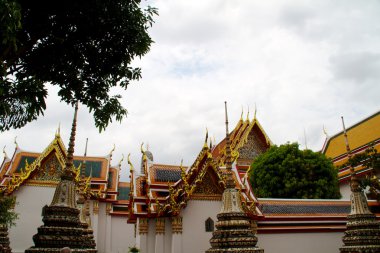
<box><xmin>31</xmin><ymin>154</ymin><xmax>63</xmax><ymax>181</ymax></box>
<box><xmin>238</xmin><ymin>129</ymin><xmax>267</xmax><ymax>161</ymax></box>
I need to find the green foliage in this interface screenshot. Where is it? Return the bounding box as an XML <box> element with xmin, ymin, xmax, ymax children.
<box><xmin>250</xmin><ymin>143</ymin><xmax>341</xmax><ymax>199</ymax></box>
<box><xmin>340</xmin><ymin>143</ymin><xmax>380</xmax><ymax>199</ymax></box>
<box><xmin>1</xmin><ymin>0</ymin><xmax>158</xmax><ymax>132</ymax></box>
<box><xmin>128</xmin><ymin>246</ymin><xmax>140</xmax><ymax>253</ymax></box>
<box><xmin>0</xmin><ymin>195</ymin><xmax>18</xmax><ymax>227</ymax></box>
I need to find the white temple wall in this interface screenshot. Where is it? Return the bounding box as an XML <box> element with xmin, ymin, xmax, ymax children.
<box><xmin>97</xmin><ymin>202</ymin><xmax>107</xmax><ymax>253</ymax></box>
<box><xmin>9</xmin><ymin>185</ymin><xmax>56</xmax><ymax>253</ymax></box>
<box><xmin>181</xmin><ymin>200</ymin><xmax>221</xmax><ymax>253</ymax></box>
<box><xmin>110</xmin><ymin>216</ymin><xmax>136</xmax><ymax>253</ymax></box>
<box><xmin>164</xmin><ymin>217</ymin><xmax>172</xmax><ymax>252</ymax></box>
<box><xmin>258</xmin><ymin>232</ymin><xmax>343</xmax><ymax>253</ymax></box>
<box><xmin>147</xmin><ymin>219</ymin><xmax>156</xmax><ymax>253</ymax></box>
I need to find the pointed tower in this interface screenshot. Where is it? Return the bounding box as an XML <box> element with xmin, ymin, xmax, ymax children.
<box><xmin>77</xmin><ymin>138</ymin><xmax>96</xmax><ymax>250</ymax></box>
<box><xmin>25</xmin><ymin>103</ymin><xmax>97</xmax><ymax>253</ymax></box>
<box><xmin>206</xmin><ymin>102</ymin><xmax>264</xmax><ymax>253</ymax></box>
<box><xmin>340</xmin><ymin>116</ymin><xmax>380</xmax><ymax>253</ymax></box>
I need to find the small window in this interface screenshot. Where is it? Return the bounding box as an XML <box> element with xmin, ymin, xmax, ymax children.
<box><xmin>205</xmin><ymin>217</ymin><xmax>214</xmax><ymax>232</ymax></box>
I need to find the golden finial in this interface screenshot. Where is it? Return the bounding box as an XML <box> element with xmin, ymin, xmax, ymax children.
<box><xmin>225</xmin><ymin>101</ymin><xmax>235</xmax><ymax>189</ymax></box>
<box><xmin>209</xmin><ymin>137</ymin><xmax>213</xmax><ymax>149</ymax></box>
<box><xmin>341</xmin><ymin>116</ymin><xmax>358</xmax><ymax>191</ymax></box>
<box><xmin>254</xmin><ymin>103</ymin><xmax>257</xmax><ymax>120</ymax></box>
<box><xmin>14</xmin><ymin>136</ymin><xmax>18</xmax><ymax>149</ymax></box>
<box><xmin>56</xmin><ymin>122</ymin><xmax>61</xmax><ymax>137</ymax></box>
<box><xmin>118</xmin><ymin>153</ymin><xmax>124</xmax><ymax>169</ymax></box>
<box><xmin>127</xmin><ymin>153</ymin><xmax>135</xmax><ymax>172</ymax></box>
<box><xmin>323</xmin><ymin>125</ymin><xmax>329</xmax><ymax>138</ymax></box>
<box><xmin>141</xmin><ymin>142</ymin><xmax>147</xmax><ymax>161</ymax></box>
<box><xmin>240</xmin><ymin>106</ymin><xmax>244</xmax><ymax>121</ymax></box>
<box><xmin>141</xmin><ymin>142</ymin><xmax>145</xmax><ymax>153</ymax></box>
<box><xmin>246</xmin><ymin>105</ymin><xmax>250</xmax><ymax>121</ymax></box>
<box><xmin>203</xmin><ymin>128</ymin><xmax>209</xmax><ymax>148</ymax></box>
<box><xmin>3</xmin><ymin>145</ymin><xmax>8</xmax><ymax>159</ymax></box>
<box><xmin>109</xmin><ymin>144</ymin><xmax>115</xmax><ymax>157</ymax></box>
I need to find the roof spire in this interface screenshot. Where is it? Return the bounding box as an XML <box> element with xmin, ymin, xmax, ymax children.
<box><xmin>56</xmin><ymin>122</ymin><xmax>61</xmax><ymax>137</ymax></box>
<box><xmin>118</xmin><ymin>154</ymin><xmax>124</xmax><ymax>169</ymax></box>
<box><xmin>64</xmin><ymin>102</ymin><xmax>79</xmax><ymax>179</ymax></box>
<box><xmin>341</xmin><ymin>116</ymin><xmax>359</xmax><ymax>191</ymax></box>
<box><xmin>224</xmin><ymin>101</ymin><xmax>234</xmax><ymax>189</ymax></box>
<box><xmin>246</xmin><ymin>105</ymin><xmax>250</xmax><ymax>121</ymax></box>
<box><xmin>240</xmin><ymin>106</ymin><xmax>244</xmax><ymax>121</ymax></box>
<box><xmin>254</xmin><ymin>103</ymin><xmax>257</xmax><ymax>120</ymax></box>
<box><xmin>3</xmin><ymin>145</ymin><xmax>9</xmax><ymax>160</ymax></box>
<box><xmin>323</xmin><ymin>125</ymin><xmax>329</xmax><ymax>138</ymax></box>
<box><xmin>203</xmin><ymin>127</ymin><xmax>209</xmax><ymax>149</ymax></box>
<box><xmin>14</xmin><ymin>136</ymin><xmax>18</xmax><ymax>149</ymax></box>
<box><xmin>81</xmin><ymin>138</ymin><xmax>88</xmax><ymax>178</ymax></box>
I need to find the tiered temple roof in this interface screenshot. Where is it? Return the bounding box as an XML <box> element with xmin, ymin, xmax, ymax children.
<box><xmin>322</xmin><ymin>111</ymin><xmax>380</xmax><ymax>183</ymax></box>
<box><xmin>0</xmin><ymin>133</ymin><xmax>130</xmax><ymax>217</ymax></box>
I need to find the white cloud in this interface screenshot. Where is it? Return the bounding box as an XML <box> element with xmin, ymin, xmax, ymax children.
<box><xmin>2</xmin><ymin>0</ymin><xmax>380</xmax><ymax>181</ymax></box>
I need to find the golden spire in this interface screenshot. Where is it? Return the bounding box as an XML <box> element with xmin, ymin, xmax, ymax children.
<box><xmin>127</xmin><ymin>153</ymin><xmax>134</xmax><ymax>173</ymax></box>
<box><xmin>63</xmin><ymin>102</ymin><xmax>79</xmax><ymax>179</ymax></box>
<box><xmin>254</xmin><ymin>103</ymin><xmax>257</xmax><ymax>120</ymax></box>
<box><xmin>56</xmin><ymin>122</ymin><xmax>61</xmax><ymax>137</ymax></box>
<box><xmin>3</xmin><ymin>145</ymin><xmax>8</xmax><ymax>160</ymax></box>
<box><xmin>108</xmin><ymin>144</ymin><xmax>115</xmax><ymax>158</ymax></box>
<box><xmin>246</xmin><ymin>106</ymin><xmax>250</xmax><ymax>121</ymax></box>
<box><xmin>141</xmin><ymin>142</ymin><xmax>147</xmax><ymax>161</ymax></box>
<box><xmin>323</xmin><ymin>125</ymin><xmax>329</xmax><ymax>138</ymax></box>
<box><xmin>203</xmin><ymin>127</ymin><xmax>209</xmax><ymax>149</ymax></box>
<box><xmin>118</xmin><ymin>154</ymin><xmax>124</xmax><ymax>169</ymax></box>
<box><xmin>81</xmin><ymin>138</ymin><xmax>88</xmax><ymax>178</ymax></box>
<box><xmin>224</xmin><ymin>101</ymin><xmax>235</xmax><ymax>189</ymax></box>
<box><xmin>341</xmin><ymin>116</ymin><xmax>359</xmax><ymax>191</ymax></box>
<box><xmin>14</xmin><ymin>136</ymin><xmax>18</xmax><ymax>149</ymax></box>
<box><xmin>240</xmin><ymin>106</ymin><xmax>244</xmax><ymax>121</ymax></box>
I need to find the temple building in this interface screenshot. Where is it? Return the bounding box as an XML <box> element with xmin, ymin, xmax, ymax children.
<box><xmin>1</xmin><ymin>110</ymin><xmax>379</xmax><ymax>253</ymax></box>
<box><xmin>322</xmin><ymin>110</ymin><xmax>380</xmax><ymax>199</ymax></box>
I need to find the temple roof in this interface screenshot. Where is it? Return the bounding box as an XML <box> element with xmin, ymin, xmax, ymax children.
<box><xmin>322</xmin><ymin>111</ymin><xmax>380</xmax><ymax>159</ymax></box>
<box><xmin>0</xmin><ymin>134</ymin><xmax>123</xmax><ymax>209</ymax></box>
<box><xmin>212</xmin><ymin>117</ymin><xmax>272</xmax><ymax>167</ymax></box>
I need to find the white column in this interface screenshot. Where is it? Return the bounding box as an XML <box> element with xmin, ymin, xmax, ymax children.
<box><xmin>92</xmin><ymin>200</ymin><xmax>99</xmax><ymax>247</ymax></box>
<box><xmin>171</xmin><ymin>216</ymin><xmax>182</xmax><ymax>253</ymax></box>
<box><xmin>138</xmin><ymin>218</ymin><xmax>149</xmax><ymax>253</ymax></box>
<box><xmin>155</xmin><ymin>218</ymin><xmax>165</xmax><ymax>253</ymax></box>
<box><xmin>105</xmin><ymin>203</ymin><xmax>112</xmax><ymax>253</ymax></box>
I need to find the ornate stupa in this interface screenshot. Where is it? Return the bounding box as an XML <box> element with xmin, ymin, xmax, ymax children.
<box><xmin>340</xmin><ymin>116</ymin><xmax>380</xmax><ymax>253</ymax></box>
<box><xmin>206</xmin><ymin>102</ymin><xmax>264</xmax><ymax>253</ymax></box>
<box><xmin>0</xmin><ymin>223</ymin><xmax>12</xmax><ymax>253</ymax></box>
<box><xmin>76</xmin><ymin>138</ymin><xmax>96</xmax><ymax>250</ymax></box>
<box><xmin>25</xmin><ymin>103</ymin><xmax>97</xmax><ymax>253</ymax></box>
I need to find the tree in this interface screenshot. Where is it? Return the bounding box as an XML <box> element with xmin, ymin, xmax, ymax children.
<box><xmin>0</xmin><ymin>194</ymin><xmax>18</xmax><ymax>227</ymax></box>
<box><xmin>1</xmin><ymin>0</ymin><xmax>157</xmax><ymax>131</ymax></box>
<box><xmin>339</xmin><ymin>143</ymin><xmax>380</xmax><ymax>200</ymax></box>
<box><xmin>249</xmin><ymin>143</ymin><xmax>341</xmax><ymax>199</ymax></box>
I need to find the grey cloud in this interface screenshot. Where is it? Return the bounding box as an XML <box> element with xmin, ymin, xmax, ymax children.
<box><xmin>329</xmin><ymin>52</ymin><xmax>380</xmax><ymax>83</ymax></box>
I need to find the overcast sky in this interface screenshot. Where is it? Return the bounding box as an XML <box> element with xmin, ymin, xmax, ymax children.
<box><xmin>2</xmin><ymin>0</ymin><xmax>380</xmax><ymax>181</ymax></box>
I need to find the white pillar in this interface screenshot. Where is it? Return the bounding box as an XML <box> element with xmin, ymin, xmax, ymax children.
<box><xmin>171</xmin><ymin>216</ymin><xmax>183</xmax><ymax>253</ymax></box>
<box><xmin>105</xmin><ymin>203</ymin><xmax>112</xmax><ymax>253</ymax></box>
<box><xmin>155</xmin><ymin>218</ymin><xmax>165</xmax><ymax>253</ymax></box>
<box><xmin>92</xmin><ymin>200</ymin><xmax>99</xmax><ymax>247</ymax></box>
<box><xmin>138</xmin><ymin>218</ymin><xmax>149</xmax><ymax>253</ymax></box>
